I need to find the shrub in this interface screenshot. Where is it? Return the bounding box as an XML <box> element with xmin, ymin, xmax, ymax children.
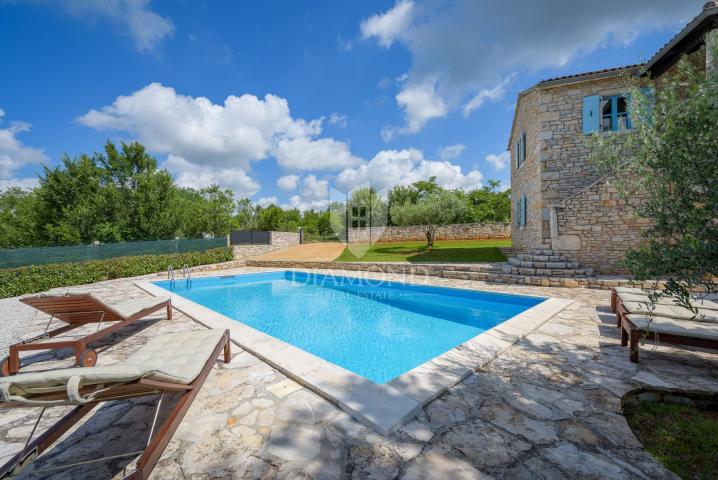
<box><xmin>0</xmin><ymin>247</ymin><xmax>234</xmax><ymax>299</ymax></box>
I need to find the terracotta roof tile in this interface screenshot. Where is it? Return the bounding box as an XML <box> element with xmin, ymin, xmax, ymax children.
<box><xmin>538</xmin><ymin>64</ymin><xmax>643</xmax><ymax>85</ymax></box>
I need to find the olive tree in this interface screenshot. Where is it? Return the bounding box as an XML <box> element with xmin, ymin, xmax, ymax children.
<box><xmin>588</xmin><ymin>45</ymin><xmax>718</xmax><ymax>310</ymax></box>
<box><xmin>390</xmin><ymin>190</ymin><xmax>466</xmax><ymax>247</ymax></box>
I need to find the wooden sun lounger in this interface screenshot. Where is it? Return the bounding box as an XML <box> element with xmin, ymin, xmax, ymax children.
<box><xmin>611</xmin><ymin>287</ymin><xmax>718</xmax><ymax>326</ymax></box>
<box><xmin>1</xmin><ymin>293</ymin><xmax>172</xmax><ymax>376</ymax></box>
<box><xmin>0</xmin><ymin>328</ymin><xmax>230</xmax><ymax>479</ymax></box>
<box><xmin>619</xmin><ymin>312</ymin><xmax>718</xmax><ymax>363</ymax></box>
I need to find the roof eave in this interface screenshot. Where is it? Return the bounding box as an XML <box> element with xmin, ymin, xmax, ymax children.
<box><xmin>643</xmin><ymin>7</ymin><xmax>718</xmax><ymax>78</ymax></box>
<box><xmin>536</xmin><ymin>66</ymin><xmax>642</xmax><ymax>89</ymax></box>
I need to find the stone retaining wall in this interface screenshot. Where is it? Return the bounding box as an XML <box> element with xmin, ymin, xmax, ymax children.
<box><xmin>348</xmin><ymin>223</ymin><xmax>509</xmax><ymax>243</ymax></box>
<box><xmin>245</xmin><ymin>259</ymin><xmax>655</xmax><ymax>290</ymax></box>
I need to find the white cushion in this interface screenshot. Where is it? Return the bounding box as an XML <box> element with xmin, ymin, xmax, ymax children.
<box><xmin>0</xmin><ymin>329</ymin><xmax>225</xmax><ymax>405</ymax></box>
<box><xmin>626</xmin><ymin>315</ymin><xmax>718</xmax><ymax>341</ymax></box>
<box><xmin>123</xmin><ymin>328</ymin><xmax>225</xmax><ymax>384</ymax></box>
<box><xmin>621</xmin><ymin>302</ymin><xmax>718</xmax><ymax>323</ymax></box>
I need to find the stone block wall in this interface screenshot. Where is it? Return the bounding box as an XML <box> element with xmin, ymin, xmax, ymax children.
<box><xmin>232</xmin><ymin>230</ymin><xmax>300</xmax><ymax>260</ymax></box>
<box><xmin>347</xmin><ymin>223</ymin><xmax>510</xmax><ymax>243</ymax></box>
<box><xmin>269</xmin><ymin>231</ymin><xmax>301</xmax><ymax>248</ymax></box>
<box><xmin>555</xmin><ymin>178</ymin><xmax>651</xmax><ymax>274</ymax></box>
<box><xmin>510</xmin><ymin>88</ymin><xmax>542</xmax><ymax>252</ymax></box>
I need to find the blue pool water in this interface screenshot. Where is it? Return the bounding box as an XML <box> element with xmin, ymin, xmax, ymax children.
<box><xmin>153</xmin><ymin>271</ymin><xmax>545</xmax><ymax>383</ymax></box>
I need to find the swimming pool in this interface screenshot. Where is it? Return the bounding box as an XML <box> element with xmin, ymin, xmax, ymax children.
<box><xmin>153</xmin><ymin>271</ymin><xmax>546</xmax><ymax>384</ymax></box>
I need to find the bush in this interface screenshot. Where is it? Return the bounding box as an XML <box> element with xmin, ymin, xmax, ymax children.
<box><xmin>0</xmin><ymin>247</ymin><xmax>234</xmax><ymax>299</ymax></box>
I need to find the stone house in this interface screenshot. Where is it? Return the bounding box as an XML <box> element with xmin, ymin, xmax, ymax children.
<box><xmin>508</xmin><ymin>3</ymin><xmax>718</xmax><ymax>274</ymax></box>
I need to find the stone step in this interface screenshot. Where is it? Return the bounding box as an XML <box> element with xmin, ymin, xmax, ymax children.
<box><xmin>442</xmin><ymin>270</ymin><xmax>491</xmax><ymax>281</ymax></box>
<box><xmin>531</xmin><ymin>249</ymin><xmax>555</xmax><ymax>256</ymax></box>
<box><xmin>508</xmin><ymin>258</ymin><xmax>581</xmax><ymax>269</ymax></box>
<box><xmin>501</xmin><ymin>265</ymin><xmax>593</xmax><ymax>277</ymax></box>
<box><xmin>516</xmin><ymin>253</ymin><xmax>574</xmax><ymax>263</ymax></box>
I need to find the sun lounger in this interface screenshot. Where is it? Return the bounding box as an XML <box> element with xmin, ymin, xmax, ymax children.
<box><xmin>0</xmin><ymin>328</ymin><xmax>230</xmax><ymax>479</ymax></box>
<box><xmin>611</xmin><ymin>288</ymin><xmax>718</xmax><ymax>327</ymax></box>
<box><xmin>1</xmin><ymin>292</ymin><xmax>172</xmax><ymax>376</ymax></box>
<box><xmin>620</xmin><ymin>314</ymin><xmax>718</xmax><ymax>362</ymax></box>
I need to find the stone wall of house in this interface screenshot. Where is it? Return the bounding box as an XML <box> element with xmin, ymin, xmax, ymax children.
<box><xmin>537</xmin><ymin>76</ymin><xmax>653</xmax><ymax>273</ymax></box>
<box><xmin>538</xmin><ymin>76</ymin><xmax>632</xmax><ymax>205</ymax></box>
<box><xmin>232</xmin><ymin>230</ymin><xmax>300</xmax><ymax>260</ymax></box>
<box><xmin>510</xmin><ymin>88</ymin><xmax>543</xmax><ymax>253</ymax></box>
<box><xmin>554</xmin><ymin>179</ymin><xmax>651</xmax><ymax>274</ymax></box>
<box><xmin>347</xmin><ymin>223</ymin><xmax>510</xmax><ymax>243</ymax></box>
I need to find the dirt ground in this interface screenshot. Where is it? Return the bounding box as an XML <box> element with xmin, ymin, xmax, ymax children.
<box><xmin>251</xmin><ymin>242</ymin><xmax>346</xmax><ymax>261</ymax></box>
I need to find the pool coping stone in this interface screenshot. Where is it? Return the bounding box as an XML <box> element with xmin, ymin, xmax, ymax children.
<box><xmin>136</xmin><ymin>270</ymin><xmax>572</xmax><ymax>435</ymax></box>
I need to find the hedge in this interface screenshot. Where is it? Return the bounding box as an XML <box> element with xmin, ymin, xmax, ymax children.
<box><xmin>0</xmin><ymin>247</ymin><xmax>234</xmax><ymax>299</ymax></box>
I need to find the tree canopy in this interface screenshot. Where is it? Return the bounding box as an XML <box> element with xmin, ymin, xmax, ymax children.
<box><xmin>0</xmin><ymin>143</ymin><xmax>512</xmax><ymax>249</ymax></box>
<box><xmin>588</xmin><ymin>46</ymin><xmax>718</xmax><ymax>305</ymax></box>
<box><xmin>390</xmin><ymin>190</ymin><xmax>467</xmax><ymax>246</ymax></box>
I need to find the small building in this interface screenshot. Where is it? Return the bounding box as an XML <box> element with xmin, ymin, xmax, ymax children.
<box><xmin>508</xmin><ymin>3</ymin><xmax>718</xmax><ymax>274</ymax></box>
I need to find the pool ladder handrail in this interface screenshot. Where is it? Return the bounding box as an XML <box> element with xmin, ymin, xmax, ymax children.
<box><xmin>182</xmin><ymin>264</ymin><xmax>192</xmax><ymax>286</ymax></box>
<box><xmin>168</xmin><ymin>265</ymin><xmax>175</xmax><ymax>286</ymax></box>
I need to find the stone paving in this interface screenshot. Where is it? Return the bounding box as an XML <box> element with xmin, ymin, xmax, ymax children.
<box><xmin>1</xmin><ymin>267</ymin><xmax>717</xmax><ymax>479</ymax></box>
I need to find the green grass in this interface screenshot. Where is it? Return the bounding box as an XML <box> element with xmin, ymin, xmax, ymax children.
<box><xmin>624</xmin><ymin>401</ymin><xmax>718</xmax><ymax>480</ymax></box>
<box><xmin>335</xmin><ymin>239</ymin><xmax>511</xmax><ymax>263</ymax></box>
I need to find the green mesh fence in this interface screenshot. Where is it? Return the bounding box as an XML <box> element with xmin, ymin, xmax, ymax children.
<box><xmin>0</xmin><ymin>237</ymin><xmax>228</xmax><ymax>269</ymax></box>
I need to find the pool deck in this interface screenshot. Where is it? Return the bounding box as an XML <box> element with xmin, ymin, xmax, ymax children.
<box><xmin>1</xmin><ymin>267</ymin><xmax>717</xmax><ymax>478</ymax></box>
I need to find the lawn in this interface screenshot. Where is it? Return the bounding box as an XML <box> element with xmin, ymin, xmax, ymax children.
<box><xmin>334</xmin><ymin>239</ymin><xmax>511</xmax><ymax>263</ymax></box>
<box><xmin>624</xmin><ymin>401</ymin><xmax>718</xmax><ymax>480</ymax></box>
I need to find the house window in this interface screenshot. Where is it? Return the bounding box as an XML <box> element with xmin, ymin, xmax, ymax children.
<box><xmin>600</xmin><ymin>94</ymin><xmax>632</xmax><ymax>132</ymax></box>
<box><xmin>515</xmin><ymin>131</ymin><xmax>527</xmax><ymax>169</ymax></box>
<box><xmin>516</xmin><ymin>194</ymin><xmax>527</xmax><ymax>227</ymax></box>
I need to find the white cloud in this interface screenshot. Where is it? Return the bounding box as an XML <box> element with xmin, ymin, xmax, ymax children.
<box><xmin>256</xmin><ymin>196</ymin><xmax>278</xmax><ymax>207</ymax></box>
<box><xmin>78</xmin><ymin>83</ymin><xmax>323</xmax><ymax>170</ymax></box>
<box><xmin>328</xmin><ymin>112</ymin><xmax>348</xmax><ymax>128</ymax></box>
<box><xmin>287</xmin><ymin>175</ymin><xmax>330</xmax><ymax>211</ymax></box>
<box><xmin>162</xmin><ymin>155</ymin><xmax>259</xmax><ymax>197</ymax></box>
<box><xmin>393</xmin><ymin>79</ymin><xmax>447</xmax><ymax>135</ymax></box>
<box><xmin>439</xmin><ymin>144</ymin><xmax>466</xmax><ymax>161</ymax></box>
<box><xmin>360</xmin><ymin>0</ymin><xmax>415</xmax><ymax>47</ymax></box>
<box><xmin>277</xmin><ymin>174</ymin><xmax>300</xmax><ymax>192</ymax></box>
<box><xmin>60</xmin><ymin>0</ymin><xmax>174</xmax><ymax>53</ymax></box>
<box><xmin>0</xmin><ymin>109</ymin><xmax>47</xmax><ymax>190</ymax></box>
<box><xmin>336</xmin><ymin>148</ymin><xmax>482</xmax><ymax>193</ymax></box>
<box><xmin>362</xmin><ymin>0</ymin><xmax>697</xmax><ymax>134</ymax></box>
<box><xmin>79</xmin><ymin>82</ymin><xmax>359</xmax><ymax>181</ymax></box>
<box><xmin>463</xmin><ymin>74</ymin><xmax>516</xmax><ymax>117</ymax></box>
<box><xmin>485</xmin><ymin>151</ymin><xmax>510</xmax><ymax>170</ymax></box>
<box><xmin>273</xmin><ymin>136</ymin><xmax>361</xmax><ymax>172</ymax></box>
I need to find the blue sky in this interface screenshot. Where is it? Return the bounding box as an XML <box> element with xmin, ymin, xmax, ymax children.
<box><xmin>0</xmin><ymin>0</ymin><xmax>704</xmax><ymax>209</ymax></box>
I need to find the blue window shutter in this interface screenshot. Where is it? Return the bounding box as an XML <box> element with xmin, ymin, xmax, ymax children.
<box><xmin>516</xmin><ymin>200</ymin><xmax>520</xmax><ymax>226</ymax></box>
<box><xmin>583</xmin><ymin>95</ymin><xmax>600</xmax><ymax>134</ymax></box>
<box><xmin>521</xmin><ymin>195</ymin><xmax>527</xmax><ymax>226</ymax></box>
<box><xmin>521</xmin><ymin>132</ymin><xmax>526</xmax><ymax>163</ymax></box>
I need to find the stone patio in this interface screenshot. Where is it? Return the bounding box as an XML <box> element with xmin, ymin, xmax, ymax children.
<box><xmin>1</xmin><ymin>267</ymin><xmax>717</xmax><ymax>479</ymax></box>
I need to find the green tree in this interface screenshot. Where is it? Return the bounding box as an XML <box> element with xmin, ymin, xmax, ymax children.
<box><xmin>387</xmin><ymin>176</ymin><xmax>443</xmax><ymax>225</ymax></box>
<box><xmin>390</xmin><ymin>190</ymin><xmax>466</xmax><ymax>247</ymax></box>
<box><xmin>588</xmin><ymin>47</ymin><xmax>718</xmax><ymax>307</ymax></box>
<box><xmin>0</xmin><ymin>188</ymin><xmax>41</xmax><ymax>248</ymax></box>
<box><xmin>464</xmin><ymin>180</ymin><xmax>511</xmax><ymax>223</ymax></box>
<box><xmin>235</xmin><ymin>198</ymin><xmax>260</xmax><ymax>230</ymax></box>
